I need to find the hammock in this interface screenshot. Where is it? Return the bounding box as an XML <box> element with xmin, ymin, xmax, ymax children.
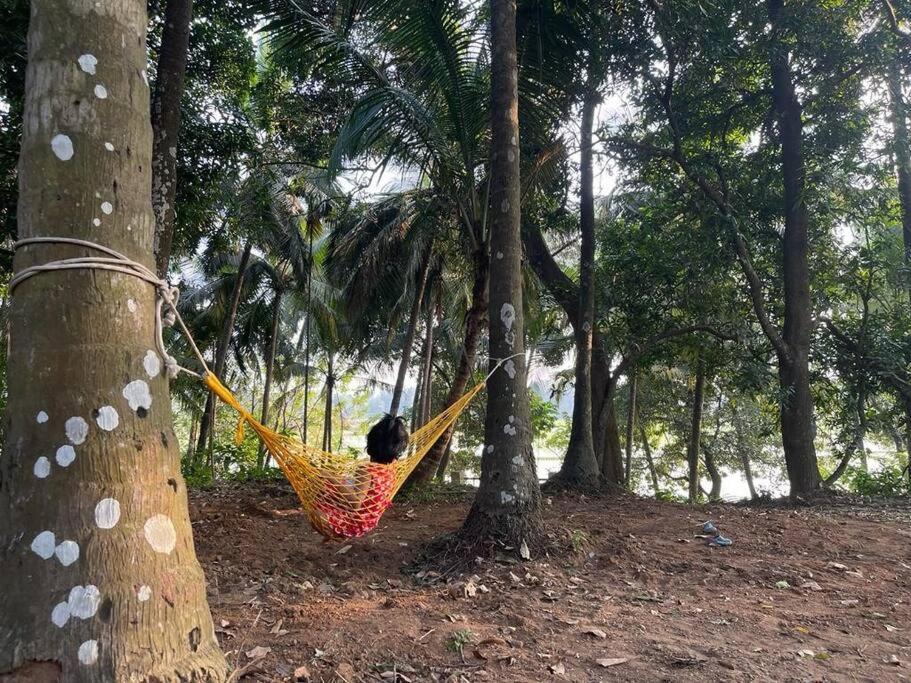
<box><xmin>205</xmin><ymin>373</ymin><xmax>484</xmax><ymax>539</ymax></box>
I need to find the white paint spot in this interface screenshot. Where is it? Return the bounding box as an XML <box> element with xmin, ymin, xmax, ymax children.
<box><xmin>92</xmin><ymin>218</ymin><xmax>101</xmax><ymax>227</ymax></box>
<box><xmin>34</xmin><ymin>456</ymin><xmax>51</xmax><ymax>479</ymax></box>
<box><xmin>36</xmin><ymin>411</ymin><xmax>49</xmax><ymax>424</ymax></box>
<box><xmin>30</xmin><ymin>531</ymin><xmax>56</xmax><ymax>559</ymax></box>
<box><xmin>504</xmin><ymin>360</ymin><xmax>516</xmax><ymax>379</ymax></box>
<box><xmin>140</xmin><ymin>70</ymin><xmax>148</xmax><ymax>85</ymax></box>
<box><xmin>500</xmin><ymin>492</ymin><xmax>516</xmax><ymax>504</ymax></box>
<box><xmin>51</xmin><ymin>602</ymin><xmax>70</xmax><ymax>628</ymax></box>
<box><xmin>508</xmin><ymin>415</ymin><xmax>515</xmax><ymax>423</ymax></box>
<box><xmin>123</xmin><ymin>380</ymin><xmax>152</xmax><ymax>412</ymax></box>
<box><xmin>95</xmin><ymin>406</ymin><xmax>119</xmax><ymax>431</ymax></box>
<box><xmin>100</xmin><ymin>201</ymin><xmax>113</xmax><ymax>215</ymax></box>
<box><xmin>485</xmin><ymin>445</ymin><xmax>494</xmax><ymax>454</ymax></box>
<box><xmin>496</xmin><ymin>251</ymin><xmax>504</xmax><ymax>260</ymax></box>
<box><xmin>78</xmin><ymin>640</ymin><xmax>98</xmax><ymax>665</ymax></box>
<box><xmin>65</xmin><ymin>416</ymin><xmax>89</xmax><ymax>445</ymax></box>
<box><xmin>68</xmin><ymin>585</ymin><xmax>101</xmax><ymax>619</ymax></box>
<box><xmin>51</xmin><ymin>134</ymin><xmax>74</xmax><ymax>161</ymax></box>
<box><xmin>144</xmin><ymin>514</ymin><xmax>177</xmax><ymax>554</ymax></box>
<box><xmin>504</xmin><ymin>424</ymin><xmax>518</xmax><ymax>436</ymax></box>
<box><xmin>507</xmin><ymin>149</ymin><xmax>515</xmax><ymax>162</ymax></box>
<box><xmin>94</xmin><ymin>84</ymin><xmax>108</xmax><ymax>99</ymax></box>
<box><xmin>137</xmin><ymin>585</ymin><xmax>152</xmax><ymax>602</ymax></box>
<box><xmin>77</xmin><ymin>54</ymin><xmax>97</xmax><ymax>74</ymax></box>
<box><xmin>143</xmin><ymin>350</ymin><xmax>161</xmax><ymax>379</ymax></box>
<box><xmin>54</xmin><ymin>540</ymin><xmax>79</xmax><ymax>567</ymax></box>
<box><xmin>511</xmin><ymin>454</ymin><xmax>523</xmax><ymax>465</ymax></box>
<box><xmin>500</xmin><ymin>303</ymin><xmax>516</xmax><ymax>331</ymax></box>
<box><xmin>104</xmin><ymin>142</ymin><xmax>114</xmax><ymax>151</ymax></box>
<box><xmin>500</xmin><ymin>199</ymin><xmax>510</xmax><ymax>214</ymax></box>
<box><xmin>94</xmin><ymin>498</ymin><xmax>121</xmax><ymax>529</ymax></box>
<box><xmin>168</xmin><ymin>146</ymin><xmax>177</xmax><ymax>158</ymax></box>
<box><xmin>55</xmin><ymin>445</ymin><xmax>76</xmax><ymax>467</ymax></box>
<box><xmin>127</xmin><ymin>298</ymin><xmax>137</xmax><ymax>313</ymax></box>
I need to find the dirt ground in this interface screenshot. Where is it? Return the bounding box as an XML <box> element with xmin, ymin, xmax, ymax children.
<box><xmin>191</xmin><ymin>483</ymin><xmax>911</xmax><ymax>682</ymax></box>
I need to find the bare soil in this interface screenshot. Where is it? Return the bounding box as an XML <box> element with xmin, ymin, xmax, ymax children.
<box><xmin>191</xmin><ymin>482</ymin><xmax>911</xmax><ymax>682</ymax></box>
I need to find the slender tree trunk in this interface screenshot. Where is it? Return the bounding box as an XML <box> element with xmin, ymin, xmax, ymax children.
<box><xmin>410</xmin><ymin>351</ymin><xmax>424</xmax><ymax>433</ymax></box>
<box><xmin>0</xmin><ymin>1</ymin><xmax>226</xmax><ymax>678</ymax></box>
<box><xmin>186</xmin><ymin>411</ymin><xmax>199</xmax><ymax>463</ymax></box>
<box><xmin>460</xmin><ymin>0</ymin><xmax>543</xmax><ymax>550</ymax></box>
<box><xmin>196</xmin><ymin>242</ymin><xmax>252</xmax><ymax>458</ymax></box>
<box><xmin>322</xmin><ymin>361</ymin><xmax>334</xmax><ymax>452</ymax></box>
<box><xmin>686</xmin><ymin>358</ymin><xmax>706</xmax><ymax>504</ymax></box>
<box><xmin>887</xmin><ymin>57</ymin><xmax>911</xmax><ymax>306</ymax></box>
<box><xmin>152</xmin><ymin>0</ymin><xmax>193</xmax><ymax>276</ymax></box>
<box><xmin>555</xmin><ymin>85</ymin><xmax>601</xmax><ymax>489</ymax></box>
<box><xmin>390</xmin><ymin>249</ymin><xmax>432</xmax><ymax>416</ymax></box>
<box><xmin>638</xmin><ymin>423</ymin><xmax>660</xmax><ymax>495</ymax></box>
<box><xmin>732</xmin><ymin>404</ymin><xmax>758</xmax><ymax>500</ymax></box>
<box><xmin>256</xmin><ymin>291</ymin><xmax>282</xmax><ymax>469</ymax></box>
<box><xmin>302</xmin><ymin>231</ymin><xmax>314</xmax><ymax>444</ymax></box>
<box><xmin>436</xmin><ymin>439</ymin><xmax>453</xmax><ymax>481</ymax></box>
<box><xmin>767</xmin><ymin>0</ymin><xmax>822</xmax><ymax>496</ymax></box>
<box><xmin>624</xmin><ymin>369</ymin><xmax>638</xmax><ymax>486</ymax></box>
<box><xmin>420</xmin><ymin>304</ymin><xmax>436</xmax><ymax>425</ymax></box>
<box><xmin>596</xmin><ymin>371</ymin><xmax>625</xmax><ymax>487</ymax></box>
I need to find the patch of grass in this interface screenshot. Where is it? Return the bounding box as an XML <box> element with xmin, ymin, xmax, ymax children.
<box><xmin>445</xmin><ymin>629</ymin><xmax>476</xmax><ymax>654</ymax></box>
<box><xmin>569</xmin><ymin>529</ymin><xmax>590</xmax><ymax>553</ymax></box>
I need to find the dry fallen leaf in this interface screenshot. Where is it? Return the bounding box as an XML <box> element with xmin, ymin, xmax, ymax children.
<box><xmin>582</xmin><ymin>627</ymin><xmax>607</xmax><ymax>639</ymax></box>
<box><xmin>336</xmin><ymin>545</ymin><xmax>353</xmax><ymax>555</ymax></box>
<box><xmin>244</xmin><ymin>645</ymin><xmax>271</xmax><ymax>660</ymax></box>
<box><xmin>549</xmin><ymin>662</ymin><xmax>566</xmax><ymax>675</ymax></box>
<box><xmin>519</xmin><ymin>540</ymin><xmax>531</xmax><ymax>560</ymax></box>
<box><xmin>293</xmin><ymin>664</ymin><xmax>311</xmax><ymax>681</ymax></box>
<box><xmin>269</xmin><ymin>618</ymin><xmax>284</xmax><ymax>635</ymax></box>
<box><xmin>596</xmin><ymin>658</ymin><xmax>631</xmax><ymax>668</ymax></box>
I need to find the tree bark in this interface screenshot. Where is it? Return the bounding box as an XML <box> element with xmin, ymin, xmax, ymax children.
<box><xmin>624</xmin><ymin>369</ymin><xmax>638</xmax><ymax>486</ymax></box>
<box><xmin>767</xmin><ymin>0</ymin><xmax>822</xmax><ymax>496</ymax></box>
<box><xmin>322</xmin><ymin>360</ymin><xmax>334</xmax><ymax>452</ymax></box>
<box><xmin>0</xmin><ymin>1</ymin><xmax>226</xmax><ymax>678</ymax></box>
<box><xmin>460</xmin><ymin>0</ymin><xmax>543</xmax><ymax>550</ymax></box>
<box><xmin>638</xmin><ymin>423</ymin><xmax>660</xmax><ymax>495</ymax></box>
<box><xmin>732</xmin><ymin>404</ymin><xmax>758</xmax><ymax>500</ymax></box>
<box><xmin>686</xmin><ymin>358</ymin><xmax>706</xmax><ymax>504</ymax></box>
<box><xmin>151</xmin><ymin>0</ymin><xmax>193</xmax><ymax>276</ymax></box>
<box><xmin>196</xmin><ymin>242</ymin><xmax>252</xmax><ymax>460</ymax></box>
<box><xmin>596</xmin><ymin>371</ymin><xmax>625</xmax><ymax>487</ymax></box>
<box><xmin>302</xmin><ymin>231</ymin><xmax>314</xmax><ymax>444</ymax></box>
<box><xmin>389</xmin><ymin>249</ymin><xmax>432</xmax><ymax>416</ymax></box>
<box><xmin>257</xmin><ymin>290</ymin><xmax>282</xmax><ymax>469</ymax></box>
<box><xmin>887</xmin><ymin>58</ymin><xmax>911</xmax><ymax>306</ymax></box>
<box><xmin>554</xmin><ymin>84</ymin><xmax>601</xmax><ymax>490</ymax></box>
<box><xmin>436</xmin><ymin>439</ymin><xmax>453</xmax><ymax>482</ymax></box>
<box><xmin>418</xmin><ymin>304</ymin><xmax>436</xmax><ymax>427</ymax></box>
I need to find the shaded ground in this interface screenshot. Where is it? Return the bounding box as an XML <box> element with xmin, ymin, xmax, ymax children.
<box><xmin>191</xmin><ymin>482</ymin><xmax>911</xmax><ymax>682</ymax></box>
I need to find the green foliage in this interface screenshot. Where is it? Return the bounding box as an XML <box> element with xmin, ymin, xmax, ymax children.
<box><xmin>445</xmin><ymin>629</ymin><xmax>476</xmax><ymax>653</ymax></box>
<box><xmin>844</xmin><ymin>466</ymin><xmax>910</xmax><ymax>498</ymax></box>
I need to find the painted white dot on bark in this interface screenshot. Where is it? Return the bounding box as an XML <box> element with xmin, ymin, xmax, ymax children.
<box><xmin>65</xmin><ymin>416</ymin><xmax>89</xmax><ymax>445</ymax></box>
<box><xmin>504</xmin><ymin>360</ymin><xmax>516</xmax><ymax>379</ymax></box>
<box><xmin>78</xmin><ymin>640</ymin><xmax>98</xmax><ymax>665</ymax></box>
<box><xmin>77</xmin><ymin>54</ymin><xmax>97</xmax><ymax>74</ymax></box>
<box><xmin>503</xmin><ymin>424</ymin><xmax>517</xmax><ymax>436</ymax></box>
<box><xmin>143</xmin><ymin>350</ymin><xmax>161</xmax><ymax>379</ymax></box>
<box><xmin>500</xmin><ymin>303</ymin><xmax>516</xmax><ymax>331</ymax></box>
<box><xmin>68</xmin><ymin>584</ymin><xmax>101</xmax><ymax>619</ymax></box>
<box><xmin>137</xmin><ymin>585</ymin><xmax>152</xmax><ymax>602</ymax></box>
<box><xmin>94</xmin><ymin>84</ymin><xmax>108</xmax><ymax>99</ymax></box>
<box><xmin>104</xmin><ymin>142</ymin><xmax>114</xmax><ymax>151</ymax></box>
<box><xmin>496</xmin><ymin>251</ymin><xmax>504</xmax><ymax>260</ymax></box>
<box><xmin>127</xmin><ymin>298</ymin><xmax>137</xmax><ymax>313</ymax></box>
<box><xmin>123</xmin><ymin>380</ymin><xmax>152</xmax><ymax>412</ymax></box>
<box><xmin>485</xmin><ymin>445</ymin><xmax>494</xmax><ymax>454</ymax></box>
<box><xmin>500</xmin><ymin>199</ymin><xmax>510</xmax><ymax>214</ymax></box>
<box><xmin>92</xmin><ymin>218</ymin><xmax>101</xmax><ymax>227</ymax></box>
<box><xmin>500</xmin><ymin>491</ymin><xmax>516</xmax><ymax>504</ymax></box>
<box><xmin>94</xmin><ymin>498</ymin><xmax>121</xmax><ymax>529</ymax></box>
<box><xmin>507</xmin><ymin>149</ymin><xmax>515</xmax><ymax>163</ymax></box>
<box><xmin>54</xmin><ymin>540</ymin><xmax>79</xmax><ymax>567</ymax></box>
<box><xmin>51</xmin><ymin>602</ymin><xmax>70</xmax><ymax>628</ymax></box>
<box><xmin>100</xmin><ymin>201</ymin><xmax>113</xmax><ymax>215</ymax></box>
<box><xmin>51</xmin><ymin>134</ymin><xmax>74</xmax><ymax>161</ymax></box>
<box><xmin>55</xmin><ymin>445</ymin><xmax>76</xmax><ymax>467</ymax></box>
<box><xmin>36</xmin><ymin>410</ymin><xmax>49</xmax><ymax>424</ymax></box>
<box><xmin>511</xmin><ymin>454</ymin><xmax>523</xmax><ymax>465</ymax></box>
<box><xmin>508</xmin><ymin>415</ymin><xmax>515</xmax><ymax>423</ymax></box>
<box><xmin>95</xmin><ymin>406</ymin><xmax>119</xmax><ymax>431</ymax></box>
<box><xmin>34</xmin><ymin>456</ymin><xmax>51</xmax><ymax>479</ymax></box>
<box><xmin>143</xmin><ymin>514</ymin><xmax>177</xmax><ymax>554</ymax></box>
<box><xmin>30</xmin><ymin>531</ymin><xmax>56</xmax><ymax>559</ymax></box>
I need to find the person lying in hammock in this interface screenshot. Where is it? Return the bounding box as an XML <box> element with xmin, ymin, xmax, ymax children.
<box><xmin>312</xmin><ymin>415</ymin><xmax>410</xmax><ymax>539</ymax></box>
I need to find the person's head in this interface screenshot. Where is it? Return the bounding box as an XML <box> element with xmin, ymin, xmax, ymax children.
<box><xmin>366</xmin><ymin>414</ymin><xmax>410</xmax><ymax>464</ymax></box>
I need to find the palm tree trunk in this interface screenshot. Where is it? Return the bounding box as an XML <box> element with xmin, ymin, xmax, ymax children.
<box><xmin>887</xmin><ymin>53</ymin><xmax>911</xmax><ymax>306</ymax></box>
<box><xmin>257</xmin><ymin>290</ymin><xmax>282</xmax><ymax>469</ymax></box>
<box><xmin>624</xmin><ymin>369</ymin><xmax>638</xmax><ymax>486</ymax></box>
<box><xmin>186</xmin><ymin>411</ymin><xmax>199</xmax><ymax>463</ymax></box>
<box><xmin>152</xmin><ymin>0</ymin><xmax>193</xmax><ymax>276</ymax></box>
<box><xmin>0</xmin><ymin>2</ymin><xmax>226</xmax><ymax>677</ymax></box>
<box><xmin>302</xmin><ymin>230</ymin><xmax>314</xmax><ymax>444</ymax></box>
<box><xmin>638</xmin><ymin>423</ymin><xmax>660</xmax><ymax>495</ymax></box>
<box><xmin>410</xmin><ymin>354</ymin><xmax>425</xmax><ymax>432</ymax></box>
<box><xmin>687</xmin><ymin>357</ymin><xmax>706</xmax><ymax>504</ymax></box>
<box><xmin>419</xmin><ymin>305</ymin><xmax>436</xmax><ymax>426</ymax></box>
<box><xmin>767</xmin><ymin>0</ymin><xmax>822</xmax><ymax>495</ymax></box>
<box><xmin>196</xmin><ymin>241</ymin><xmax>252</xmax><ymax>459</ymax></box>
<box><xmin>322</xmin><ymin>359</ymin><xmax>334</xmax><ymax>452</ymax></box>
<box><xmin>390</xmin><ymin>249</ymin><xmax>432</xmax><ymax>416</ymax></box>
<box><xmin>460</xmin><ymin>0</ymin><xmax>544</xmax><ymax>550</ymax></box>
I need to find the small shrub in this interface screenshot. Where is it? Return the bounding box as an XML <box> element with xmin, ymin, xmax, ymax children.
<box><xmin>845</xmin><ymin>466</ymin><xmax>909</xmax><ymax>498</ymax></box>
<box><xmin>446</xmin><ymin>629</ymin><xmax>475</xmax><ymax>653</ymax></box>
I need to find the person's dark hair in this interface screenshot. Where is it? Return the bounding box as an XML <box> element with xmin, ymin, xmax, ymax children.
<box><xmin>366</xmin><ymin>415</ymin><xmax>409</xmax><ymax>464</ymax></box>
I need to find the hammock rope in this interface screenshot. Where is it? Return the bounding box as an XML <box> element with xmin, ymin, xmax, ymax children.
<box><xmin>11</xmin><ymin>238</ymin><xmax>501</xmax><ymax>539</ymax></box>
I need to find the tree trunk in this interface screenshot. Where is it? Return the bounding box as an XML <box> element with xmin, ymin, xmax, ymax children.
<box><xmin>196</xmin><ymin>242</ymin><xmax>252</xmax><ymax>459</ymax></box>
<box><xmin>420</xmin><ymin>303</ymin><xmax>436</xmax><ymax>426</ymax></box>
<box><xmin>410</xmin><ymin>352</ymin><xmax>424</xmax><ymax>432</ymax></box>
<box><xmin>887</xmin><ymin>57</ymin><xmax>911</xmax><ymax>306</ymax></box>
<box><xmin>624</xmin><ymin>369</ymin><xmax>638</xmax><ymax>486</ymax></box>
<box><xmin>302</xmin><ymin>230</ymin><xmax>314</xmax><ymax>444</ymax></box>
<box><xmin>152</xmin><ymin>0</ymin><xmax>193</xmax><ymax>276</ymax></box>
<box><xmin>554</xmin><ymin>84</ymin><xmax>600</xmax><ymax>490</ymax></box>
<box><xmin>638</xmin><ymin>425</ymin><xmax>660</xmax><ymax>496</ymax></box>
<box><xmin>390</xmin><ymin>249</ymin><xmax>432</xmax><ymax>416</ymax></box>
<box><xmin>732</xmin><ymin>404</ymin><xmax>758</xmax><ymax>500</ymax></box>
<box><xmin>0</xmin><ymin>1</ymin><xmax>226</xmax><ymax>678</ymax></box>
<box><xmin>186</xmin><ymin>411</ymin><xmax>199</xmax><ymax>463</ymax></box>
<box><xmin>686</xmin><ymin>358</ymin><xmax>706</xmax><ymax>504</ymax></box>
<box><xmin>436</xmin><ymin>439</ymin><xmax>453</xmax><ymax>481</ymax></box>
<box><xmin>322</xmin><ymin>359</ymin><xmax>334</xmax><ymax>453</ymax></box>
<box><xmin>405</xmin><ymin>250</ymin><xmax>488</xmax><ymax>486</ymax></box>
<box><xmin>596</xmin><ymin>371</ymin><xmax>625</xmax><ymax>487</ymax></box>
<box><xmin>460</xmin><ymin>0</ymin><xmax>543</xmax><ymax>550</ymax></box>
<box><xmin>256</xmin><ymin>290</ymin><xmax>282</xmax><ymax>469</ymax></box>
<box><xmin>767</xmin><ymin>0</ymin><xmax>822</xmax><ymax>496</ymax></box>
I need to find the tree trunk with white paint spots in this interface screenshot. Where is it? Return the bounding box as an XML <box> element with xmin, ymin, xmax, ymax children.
<box><xmin>460</xmin><ymin>0</ymin><xmax>544</xmax><ymax>552</ymax></box>
<box><xmin>0</xmin><ymin>2</ymin><xmax>226</xmax><ymax>679</ymax></box>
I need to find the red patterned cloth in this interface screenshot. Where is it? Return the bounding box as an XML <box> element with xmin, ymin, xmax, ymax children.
<box><xmin>314</xmin><ymin>463</ymin><xmax>396</xmax><ymax>538</ymax></box>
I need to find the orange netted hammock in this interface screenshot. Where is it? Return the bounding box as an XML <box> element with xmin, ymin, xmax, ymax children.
<box><xmin>205</xmin><ymin>373</ymin><xmax>484</xmax><ymax>539</ymax></box>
